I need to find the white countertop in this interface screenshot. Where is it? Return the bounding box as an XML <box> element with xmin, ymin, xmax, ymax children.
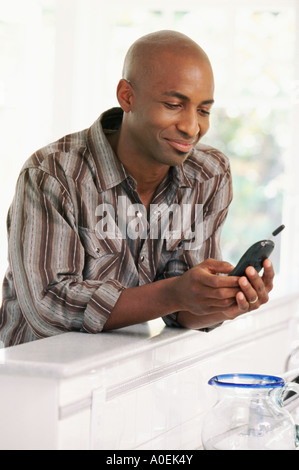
<box><xmin>0</xmin><ymin>319</ymin><xmax>190</xmax><ymax>378</ymax></box>
<box><xmin>0</xmin><ymin>293</ymin><xmax>298</xmax><ymax>451</ymax></box>
<box><xmin>0</xmin><ymin>293</ymin><xmax>298</xmax><ymax>380</ymax></box>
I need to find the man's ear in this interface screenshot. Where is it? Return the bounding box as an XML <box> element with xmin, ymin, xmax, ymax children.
<box><xmin>116</xmin><ymin>79</ymin><xmax>134</xmax><ymax>113</ymax></box>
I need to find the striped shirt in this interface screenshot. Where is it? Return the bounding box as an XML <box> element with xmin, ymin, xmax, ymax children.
<box><xmin>0</xmin><ymin>108</ymin><xmax>232</xmax><ymax>347</ymax></box>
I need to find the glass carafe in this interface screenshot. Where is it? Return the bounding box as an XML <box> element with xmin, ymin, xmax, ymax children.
<box><xmin>202</xmin><ymin>373</ymin><xmax>299</xmax><ymax>450</ymax></box>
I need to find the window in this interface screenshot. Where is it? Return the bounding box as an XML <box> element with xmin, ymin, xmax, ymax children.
<box><xmin>0</xmin><ymin>0</ymin><xmax>56</xmax><ymax>285</ymax></box>
<box><xmin>0</xmin><ymin>0</ymin><xmax>298</xmax><ymax>299</ymax></box>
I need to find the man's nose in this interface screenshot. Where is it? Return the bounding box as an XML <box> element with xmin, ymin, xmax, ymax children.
<box><xmin>176</xmin><ymin>109</ymin><xmax>200</xmax><ymax>138</ymax></box>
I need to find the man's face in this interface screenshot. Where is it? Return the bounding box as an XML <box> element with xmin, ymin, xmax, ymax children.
<box><xmin>125</xmin><ymin>54</ymin><xmax>215</xmax><ymax>168</ymax></box>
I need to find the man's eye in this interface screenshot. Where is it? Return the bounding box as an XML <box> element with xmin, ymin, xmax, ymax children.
<box><xmin>164</xmin><ymin>103</ymin><xmax>181</xmax><ymax>109</ymax></box>
<box><xmin>199</xmin><ymin>109</ymin><xmax>211</xmax><ymax>116</ymax></box>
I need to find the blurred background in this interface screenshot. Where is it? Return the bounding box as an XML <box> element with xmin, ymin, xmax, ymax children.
<box><xmin>0</xmin><ymin>0</ymin><xmax>299</xmax><ymax>301</ymax></box>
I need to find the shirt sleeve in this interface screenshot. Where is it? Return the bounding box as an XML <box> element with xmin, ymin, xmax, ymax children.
<box><xmin>8</xmin><ymin>168</ymin><xmax>125</xmax><ymax>339</ymax></box>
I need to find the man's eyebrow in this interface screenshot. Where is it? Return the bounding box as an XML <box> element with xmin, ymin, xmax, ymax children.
<box><xmin>201</xmin><ymin>99</ymin><xmax>215</xmax><ymax>105</ymax></box>
<box><xmin>162</xmin><ymin>91</ymin><xmax>214</xmax><ymax>105</ymax></box>
<box><xmin>162</xmin><ymin>91</ymin><xmax>190</xmax><ymax>101</ymax></box>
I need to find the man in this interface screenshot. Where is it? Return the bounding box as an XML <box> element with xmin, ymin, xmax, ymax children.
<box><xmin>0</xmin><ymin>31</ymin><xmax>274</xmax><ymax>347</ymax></box>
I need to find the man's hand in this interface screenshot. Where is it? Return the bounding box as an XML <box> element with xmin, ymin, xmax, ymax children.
<box><xmin>104</xmin><ymin>258</ymin><xmax>274</xmax><ymax>332</ymax></box>
<box><xmin>174</xmin><ymin>258</ymin><xmax>241</xmax><ymax>316</ymax></box>
<box><xmin>175</xmin><ymin>258</ymin><xmax>274</xmax><ymax>330</ymax></box>
<box><xmin>234</xmin><ymin>258</ymin><xmax>274</xmax><ymax>313</ymax></box>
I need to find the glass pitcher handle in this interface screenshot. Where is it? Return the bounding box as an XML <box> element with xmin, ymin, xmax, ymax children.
<box><xmin>277</xmin><ymin>382</ymin><xmax>299</xmax><ymax>447</ymax></box>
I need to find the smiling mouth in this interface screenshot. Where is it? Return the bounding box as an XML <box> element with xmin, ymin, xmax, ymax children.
<box><xmin>164</xmin><ymin>138</ymin><xmax>196</xmax><ymax>153</ymax></box>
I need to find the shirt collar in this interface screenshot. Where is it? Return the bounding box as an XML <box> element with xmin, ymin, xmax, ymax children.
<box><xmin>87</xmin><ymin>107</ymin><xmax>193</xmax><ymax>192</ymax></box>
<box><xmin>87</xmin><ymin>108</ymin><xmax>128</xmax><ymax>192</ymax></box>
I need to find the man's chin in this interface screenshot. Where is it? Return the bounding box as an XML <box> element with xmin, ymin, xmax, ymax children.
<box><xmin>169</xmin><ymin>148</ymin><xmax>193</xmax><ymax>165</ymax></box>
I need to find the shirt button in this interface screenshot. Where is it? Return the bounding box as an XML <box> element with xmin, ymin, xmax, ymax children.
<box><xmin>137</xmin><ymin>211</ymin><xmax>143</xmax><ymax>218</ymax></box>
<box><xmin>140</xmin><ymin>256</ymin><xmax>145</xmax><ymax>262</ymax></box>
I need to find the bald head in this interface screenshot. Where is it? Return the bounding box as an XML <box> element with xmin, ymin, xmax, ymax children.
<box><xmin>122</xmin><ymin>30</ymin><xmax>212</xmax><ymax>88</ymax></box>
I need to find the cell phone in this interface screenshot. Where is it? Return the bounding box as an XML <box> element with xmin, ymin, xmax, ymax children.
<box><xmin>228</xmin><ymin>225</ymin><xmax>285</xmax><ymax>277</ymax></box>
